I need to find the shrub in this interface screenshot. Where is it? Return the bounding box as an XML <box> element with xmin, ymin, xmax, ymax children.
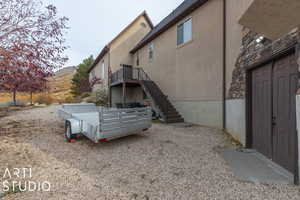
<box><xmin>84</xmin><ymin>89</ymin><xmax>108</xmax><ymax>106</ymax></box>
<box><xmin>63</xmin><ymin>96</ymin><xmax>81</xmax><ymax>103</ymax></box>
<box><xmin>35</xmin><ymin>95</ymin><xmax>53</xmax><ymax>105</ymax></box>
<box><xmin>80</xmin><ymin>92</ymin><xmax>91</xmax><ymax>99</ymax></box>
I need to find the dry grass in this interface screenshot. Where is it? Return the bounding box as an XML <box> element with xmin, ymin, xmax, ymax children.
<box><xmin>0</xmin><ymin>67</ymin><xmax>75</xmax><ymax>105</ymax></box>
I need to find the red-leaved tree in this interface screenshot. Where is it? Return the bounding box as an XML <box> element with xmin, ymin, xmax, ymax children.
<box><xmin>21</xmin><ymin>69</ymin><xmax>49</xmax><ymax>105</ymax></box>
<box><xmin>0</xmin><ymin>0</ymin><xmax>68</xmax><ymax>105</ymax></box>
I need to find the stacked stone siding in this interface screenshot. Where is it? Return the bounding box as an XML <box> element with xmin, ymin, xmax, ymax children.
<box><xmin>228</xmin><ymin>27</ymin><xmax>299</xmax><ymax>99</ymax></box>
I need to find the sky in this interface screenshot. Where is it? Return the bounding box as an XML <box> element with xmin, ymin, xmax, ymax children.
<box><xmin>43</xmin><ymin>0</ymin><xmax>184</xmax><ymax>67</ymax></box>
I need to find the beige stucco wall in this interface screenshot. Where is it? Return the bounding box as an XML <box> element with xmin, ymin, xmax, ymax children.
<box><xmin>109</xmin><ymin>16</ymin><xmax>152</xmax><ymax>73</ymax></box>
<box><xmin>133</xmin><ymin>0</ymin><xmax>224</xmax><ymax>127</ymax></box>
<box><xmin>89</xmin><ymin>53</ymin><xmax>109</xmax><ymax>91</ymax></box>
<box><xmin>90</xmin><ymin>15</ymin><xmax>152</xmax><ymax>91</ymax></box>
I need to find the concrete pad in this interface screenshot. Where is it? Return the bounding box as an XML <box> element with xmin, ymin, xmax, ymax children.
<box><xmin>220</xmin><ymin>147</ymin><xmax>294</xmax><ymax>184</ymax></box>
<box><xmin>170</xmin><ymin>122</ymin><xmax>194</xmax><ymax>128</ymax></box>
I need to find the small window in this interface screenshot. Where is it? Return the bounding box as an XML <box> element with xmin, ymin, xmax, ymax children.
<box><xmin>102</xmin><ymin>62</ymin><xmax>105</xmax><ymax>79</ymax></box>
<box><xmin>149</xmin><ymin>43</ymin><xmax>154</xmax><ymax>62</ymax></box>
<box><xmin>177</xmin><ymin>18</ymin><xmax>192</xmax><ymax>46</ymax></box>
<box><xmin>136</xmin><ymin>51</ymin><xmax>140</xmax><ymax>66</ymax></box>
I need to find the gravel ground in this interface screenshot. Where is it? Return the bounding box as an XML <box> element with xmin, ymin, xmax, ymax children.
<box><xmin>0</xmin><ymin>105</ymin><xmax>299</xmax><ymax>199</ymax></box>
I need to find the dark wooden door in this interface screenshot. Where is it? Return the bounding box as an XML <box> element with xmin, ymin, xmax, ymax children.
<box><xmin>123</xmin><ymin>65</ymin><xmax>133</xmax><ymax>80</ymax></box>
<box><xmin>252</xmin><ymin>63</ymin><xmax>273</xmax><ymax>159</ymax></box>
<box><xmin>272</xmin><ymin>54</ymin><xmax>297</xmax><ymax>173</ymax></box>
<box><xmin>251</xmin><ymin>53</ymin><xmax>297</xmax><ymax>174</ymax></box>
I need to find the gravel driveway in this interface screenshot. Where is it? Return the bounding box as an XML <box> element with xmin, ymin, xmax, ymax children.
<box><xmin>0</xmin><ymin>105</ymin><xmax>299</xmax><ymax>199</ymax></box>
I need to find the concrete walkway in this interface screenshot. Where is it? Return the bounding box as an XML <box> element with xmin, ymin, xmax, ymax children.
<box><xmin>220</xmin><ymin>148</ymin><xmax>294</xmax><ymax>184</ymax></box>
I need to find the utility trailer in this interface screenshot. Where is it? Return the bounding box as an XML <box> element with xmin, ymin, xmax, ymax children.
<box><xmin>58</xmin><ymin>103</ymin><xmax>152</xmax><ymax>143</ymax></box>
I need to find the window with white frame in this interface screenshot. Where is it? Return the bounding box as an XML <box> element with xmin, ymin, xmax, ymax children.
<box><xmin>102</xmin><ymin>61</ymin><xmax>105</xmax><ymax>79</ymax></box>
<box><xmin>177</xmin><ymin>18</ymin><xmax>192</xmax><ymax>46</ymax></box>
<box><xmin>149</xmin><ymin>43</ymin><xmax>154</xmax><ymax>62</ymax></box>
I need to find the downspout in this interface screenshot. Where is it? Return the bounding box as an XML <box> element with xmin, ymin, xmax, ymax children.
<box><xmin>222</xmin><ymin>0</ymin><xmax>227</xmax><ymax>130</ymax></box>
<box><xmin>295</xmin><ymin>41</ymin><xmax>300</xmax><ymax>185</ymax></box>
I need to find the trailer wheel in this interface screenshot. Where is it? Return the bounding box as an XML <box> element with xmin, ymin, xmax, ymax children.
<box><xmin>65</xmin><ymin>121</ymin><xmax>76</xmax><ymax>142</ymax></box>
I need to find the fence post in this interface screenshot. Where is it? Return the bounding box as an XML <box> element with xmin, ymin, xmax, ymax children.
<box><xmin>99</xmin><ymin>107</ymin><xmax>103</xmax><ymax>133</ymax></box>
<box><xmin>119</xmin><ymin>109</ymin><xmax>122</xmax><ymax>127</ymax></box>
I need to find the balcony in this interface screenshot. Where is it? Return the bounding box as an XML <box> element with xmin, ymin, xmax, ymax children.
<box><xmin>110</xmin><ymin>65</ymin><xmax>150</xmax><ymax>87</ymax></box>
<box><xmin>239</xmin><ymin>0</ymin><xmax>300</xmax><ymax>40</ymax></box>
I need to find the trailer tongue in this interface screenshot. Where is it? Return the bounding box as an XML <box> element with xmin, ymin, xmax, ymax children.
<box><xmin>58</xmin><ymin>103</ymin><xmax>152</xmax><ymax>143</ymax></box>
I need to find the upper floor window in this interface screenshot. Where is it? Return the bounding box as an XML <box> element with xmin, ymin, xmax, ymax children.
<box><xmin>136</xmin><ymin>51</ymin><xmax>140</xmax><ymax>66</ymax></box>
<box><xmin>149</xmin><ymin>43</ymin><xmax>154</xmax><ymax>62</ymax></box>
<box><xmin>102</xmin><ymin>61</ymin><xmax>105</xmax><ymax>79</ymax></box>
<box><xmin>177</xmin><ymin>18</ymin><xmax>192</xmax><ymax>46</ymax></box>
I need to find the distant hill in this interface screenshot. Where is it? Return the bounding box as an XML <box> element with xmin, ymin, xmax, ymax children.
<box><xmin>48</xmin><ymin>66</ymin><xmax>77</xmax><ymax>101</ymax></box>
<box><xmin>0</xmin><ymin>66</ymin><xmax>77</xmax><ymax>104</ymax></box>
<box><xmin>54</xmin><ymin>66</ymin><xmax>77</xmax><ymax>77</ymax></box>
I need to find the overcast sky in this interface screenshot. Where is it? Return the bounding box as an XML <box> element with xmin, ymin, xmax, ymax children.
<box><xmin>43</xmin><ymin>0</ymin><xmax>184</xmax><ymax>67</ymax></box>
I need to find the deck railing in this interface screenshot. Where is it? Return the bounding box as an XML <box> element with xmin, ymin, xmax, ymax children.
<box><xmin>110</xmin><ymin>65</ymin><xmax>151</xmax><ymax>85</ymax></box>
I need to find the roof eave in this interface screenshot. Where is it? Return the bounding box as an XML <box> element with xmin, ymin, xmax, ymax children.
<box><xmin>130</xmin><ymin>0</ymin><xmax>210</xmax><ymax>54</ymax></box>
<box><xmin>88</xmin><ymin>46</ymin><xmax>109</xmax><ymax>73</ymax></box>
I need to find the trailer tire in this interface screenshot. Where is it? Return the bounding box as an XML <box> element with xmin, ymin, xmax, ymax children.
<box><xmin>65</xmin><ymin>121</ymin><xmax>76</xmax><ymax>142</ymax></box>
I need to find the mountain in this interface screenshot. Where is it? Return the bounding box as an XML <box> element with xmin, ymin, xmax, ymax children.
<box><xmin>47</xmin><ymin>66</ymin><xmax>77</xmax><ymax>101</ymax></box>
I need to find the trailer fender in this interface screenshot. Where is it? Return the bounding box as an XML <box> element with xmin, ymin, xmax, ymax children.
<box><xmin>65</xmin><ymin>119</ymin><xmax>81</xmax><ymax>134</ymax></box>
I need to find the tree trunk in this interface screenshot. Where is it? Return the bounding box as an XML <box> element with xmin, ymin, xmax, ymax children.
<box><xmin>30</xmin><ymin>92</ymin><xmax>33</xmax><ymax>105</ymax></box>
<box><xmin>12</xmin><ymin>91</ymin><xmax>16</xmax><ymax>106</ymax></box>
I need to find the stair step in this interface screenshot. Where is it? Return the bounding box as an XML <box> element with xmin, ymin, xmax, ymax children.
<box><xmin>166</xmin><ymin>118</ymin><xmax>184</xmax><ymax>123</ymax></box>
<box><xmin>141</xmin><ymin>80</ymin><xmax>184</xmax><ymax>123</ymax></box>
<box><xmin>164</xmin><ymin>108</ymin><xmax>178</xmax><ymax>113</ymax></box>
<box><xmin>166</xmin><ymin>113</ymin><xmax>181</xmax><ymax>118</ymax></box>
<box><xmin>166</xmin><ymin>115</ymin><xmax>183</xmax><ymax>120</ymax></box>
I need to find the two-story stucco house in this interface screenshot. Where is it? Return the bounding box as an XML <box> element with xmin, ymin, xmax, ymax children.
<box><xmin>88</xmin><ymin>11</ymin><xmax>153</xmax><ymax>91</ymax></box>
<box><xmin>90</xmin><ymin>0</ymin><xmax>300</xmax><ymax>183</ymax></box>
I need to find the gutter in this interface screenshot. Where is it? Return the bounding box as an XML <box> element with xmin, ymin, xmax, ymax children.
<box><xmin>222</xmin><ymin>0</ymin><xmax>227</xmax><ymax>130</ymax></box>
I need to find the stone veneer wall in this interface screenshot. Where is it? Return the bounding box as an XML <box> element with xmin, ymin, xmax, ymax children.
<box><xmin>228</xmin><ymin>27</ymin><xmax>299</xmax><ymax>99</ymax></box>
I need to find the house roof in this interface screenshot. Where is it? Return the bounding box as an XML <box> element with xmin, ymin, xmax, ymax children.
<box><xmin>130</xmin><ymin>0</ymin><xmax>209</xmax><ymax>54</ymax></box>
<box><xmin>108</xmin><ymin>11</ymin><xmax>153</xmax><ymax>47</ymax></box>
<box><xmin>87</xmin><ymin>46</ymin><xmax>109</xmax><ymax>73</ymax></box>
<box><xmin>88</xmin><ymin>11</ymin><xmax>153</xmax><ymax>73</ymax></box>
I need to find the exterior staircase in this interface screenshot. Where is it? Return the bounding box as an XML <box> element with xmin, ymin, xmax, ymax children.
<box><xmin>110</xmin><ymin>65</ymin><xmax>184</xmax><ymax>123</ymax></box>
<box><xmin>140</xmin><ymin>80</ymin><xmax>184</xmax><ymax>123</ymax></box>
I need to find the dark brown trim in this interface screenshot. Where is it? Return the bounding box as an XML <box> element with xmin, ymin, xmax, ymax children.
<box><xmin>142</xmin><ymin>12</ymin><xmax>154</xmax><ymax>29</ymax></box>
<box><xmin>88</xmin><ymin>46</ymin><xmax>109</xmax><ymax>73</ymax></box>
<box><xmin>294</xmin><ymin>43</ymin><xmax>300</xmax><ymax>185</ymax></box>
<box><xmin>245</xmin><ymin>70</ymin><xmax>252</xmax><ymax>148</ymax></box>
<box><xmin>245</xmin><ymin>42</ymin><xmax>299</xmax><ymax>184</ymax></box>
<box><xmin>130</xmin><ymin>0</ymin><xmax>210</xmax><ymax>54</ymax></box>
